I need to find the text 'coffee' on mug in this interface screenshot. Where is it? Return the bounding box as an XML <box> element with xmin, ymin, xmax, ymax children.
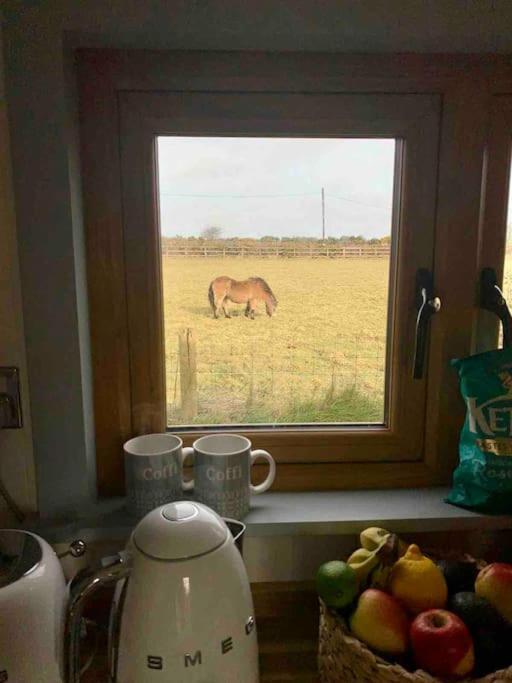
<box><xmin>182</xmin><ymin>434</ymin><xmax>276</xmax><ymax>519</ymax></box>
<box><xmin>124</xmin><ymin>433</ymin><xmax>190</xmax><ymax>518</ymax></box>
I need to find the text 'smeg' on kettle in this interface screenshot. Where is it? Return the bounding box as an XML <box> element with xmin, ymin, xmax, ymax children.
<box><xmin>0</xmin><ymin>501</ymin><xmax>259</xmax><ymax>682</ymax></box>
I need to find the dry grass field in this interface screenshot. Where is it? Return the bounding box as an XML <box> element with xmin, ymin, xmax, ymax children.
<box><xmin>162</xmin><ymin>255</ymin><xmax>390</xmax><ymax>426</ymax></box>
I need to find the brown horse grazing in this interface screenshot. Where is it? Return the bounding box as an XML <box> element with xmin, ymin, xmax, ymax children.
<box><xmin>208</xmin><ymin>276</ymin><xmax>278</xmax><ymax>319</ymax></box>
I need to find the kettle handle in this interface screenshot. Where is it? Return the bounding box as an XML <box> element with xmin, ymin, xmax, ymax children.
<box><xmin>223</xmin><ymin>518</ymin><xmax>246</xmax><ymax>555</ymax></box>
<box><xmin>65</xmin><ymin>552</ymin><xmax>132</xmax><ymax>683</ymax></box>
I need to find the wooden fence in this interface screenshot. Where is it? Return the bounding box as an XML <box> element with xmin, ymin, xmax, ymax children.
<box><xmin>161</xmin><ymin>243</ymin><xmax>391</xmax><ymax>258</ymax></box>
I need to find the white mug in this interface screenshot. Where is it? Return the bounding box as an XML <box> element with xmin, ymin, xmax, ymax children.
<box><xmin>124</xmin><ymin>433</ymin><xmax>188</xmax><ymax>517</ymax></box>
<box><xmin>183</xmin><ymin>434</ymin><xmax>276</xmax><ymax>519</ymax></box>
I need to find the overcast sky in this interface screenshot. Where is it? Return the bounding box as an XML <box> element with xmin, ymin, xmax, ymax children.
<box><xmin>157</xmin><ymin>137</ymin><xmax>395</xmax><ymax>239</ymax></box>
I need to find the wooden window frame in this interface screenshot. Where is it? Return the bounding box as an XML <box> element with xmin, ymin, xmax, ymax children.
<box><xmin>77</xmin><ymin>50</ymin><xmax>512</xmax><ymax>496</ymax></box>
<box><xmin>119</xmin><ymin>91</ymin><xmax>439</xmax><ymax>458</ymax></box>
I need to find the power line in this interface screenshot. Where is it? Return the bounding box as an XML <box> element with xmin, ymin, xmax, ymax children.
<box><xmin>159</xmin><ymin>191</ymin><xmax>317</xmax><ymax>199</ymax></box>
<box><xmin>326</xmin><ymin>193</ymin><xmax>392</xmax><ymax>211</ymax></box>
<box><xmin>159</xmin><ymin>190</ymin><xmax>392</xmax><ymax>211</ymax></box>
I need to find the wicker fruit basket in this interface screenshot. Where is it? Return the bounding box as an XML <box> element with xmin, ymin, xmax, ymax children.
<box><xmin>318</xmin><ymin>600</ymin><xmax>512</xmax><ymax>683</ymax></box>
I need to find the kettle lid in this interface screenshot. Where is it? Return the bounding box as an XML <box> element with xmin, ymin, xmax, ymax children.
<box><xmin>133</xmin><ymin>501</ymin><xmax>229</xmax><ymax>560</ymax></box>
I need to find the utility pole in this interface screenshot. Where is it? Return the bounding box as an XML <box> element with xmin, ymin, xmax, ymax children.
<box><xmin>321</xmin><ymin>187</ymin><xmax>325</xmax><ymax>240</ymax></box>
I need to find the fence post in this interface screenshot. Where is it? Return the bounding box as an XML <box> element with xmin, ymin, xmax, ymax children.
<box><xmin>179</xmin><ymin>328</ymin><xmax>198</xmax><ymax>421</ymax></box>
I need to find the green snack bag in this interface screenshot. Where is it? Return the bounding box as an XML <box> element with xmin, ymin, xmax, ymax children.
<box><xmin>448</xmin><ymin>347</ymin><xmax>512</xmax><ymax>514</ymax></box>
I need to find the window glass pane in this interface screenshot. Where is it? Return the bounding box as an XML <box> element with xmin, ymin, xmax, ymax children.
<box><xmin>157</xmin><ymin>137</ymin><xmax>396</xmax><ymax>427</ymax></box>
<box><xmin>503</xmin><ymin>160</ymin><xmax>512</xmax><ymax>310</ymax></box>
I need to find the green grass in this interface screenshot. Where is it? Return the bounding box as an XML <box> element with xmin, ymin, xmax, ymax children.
<box><xmin>244</xmin><ymin>386</ymin><xmax>383</xmax><ymax>424</ymax></box>
<box><xmin>168</xmin><ymin>386</ymin><xmax>383</xmax><ymax>426</ymax></box>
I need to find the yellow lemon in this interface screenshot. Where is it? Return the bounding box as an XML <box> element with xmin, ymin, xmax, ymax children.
<box><xmin>390</xmin><ymin>544</ymin><xmax>447</xmax><ymax>614</ymax></box>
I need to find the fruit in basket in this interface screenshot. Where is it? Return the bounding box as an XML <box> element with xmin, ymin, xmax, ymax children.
<box><xmin>347</xmin><ymin>547</ymin><xmax>380</xmax><ymax>587</ymax></box>
<box><xmin>360</xmin><ymin>527</ymin><xmax>391</xmax><ymax>550</ymax></box>
<box><xmin>349</xmin><ymin>589</ymin><xmax>409</xmax><ymax>655</ymax></box>
<box><xmin>390</xmin><ymin>544</ymin><xmax>448</xmax><ymax>613</ymax></box>
<box><xmin>369</xmin><ymin>533</ymin><xmax>403</xmax><ymax>590</ymax></box>
<box><xmin>437</xmin><ymin>559</ymin><xmax>479</xmax><ymax>596</ymax></box>
<box><xmin>410</xmin><ymin>609</ymin><xmax>474</xmax><ymax>678</ymax></box>
<box><xmin>347</xmin><ymin>533</ymin><xmax>402</xmax><ymax>590</ymax></box>
<box><xmin>449</xmin><ymin>591</ymin><xmax>508</xmax><ymax>636</ymax></box>
<box><xmin>360</xmin><ymin>527</ymin><xmax>408</xmax><ymax>555</ymax></box>
<box><xmin>449</xmin><ymin>592</ymin><xmax>510</xmax><ymax>675</ymax></box>
<box><xmin>475</xmin><ymin>563</ymin><xmax>512</xmax><ymax>623</ymax></box>
<box><xmin>316</xmin><ymin>561</ymin><xmax>358</xmax><ymax>609</ymax></box>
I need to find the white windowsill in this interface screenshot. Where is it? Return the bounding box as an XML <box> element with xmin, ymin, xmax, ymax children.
<box><xmin>30</xmin><ymin>487</ymin><xmax>512</xmax><ymax>545</ymax></box>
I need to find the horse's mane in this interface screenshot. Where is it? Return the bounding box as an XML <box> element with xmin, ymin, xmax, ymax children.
<box><xmin>249</xmin><ymin>277</ymin><xmax>278</xmax><ymax>305</ymax></box>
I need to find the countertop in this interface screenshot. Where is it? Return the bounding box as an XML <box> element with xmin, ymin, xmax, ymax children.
<box><xmin>38</xmin><ymin>487</ymin><xmax>512</xmax><ymax>545</ymax></box>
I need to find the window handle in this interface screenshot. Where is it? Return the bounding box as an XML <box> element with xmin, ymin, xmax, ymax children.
<box><xmin>413</xmin><ymin>269</ymin><xmax>441</xmax><ymax>379</ymax></box>
<box><xmin>480</xmin><ymin>267</ymin><xmax>512</xmax><ymax>348</ymax></box>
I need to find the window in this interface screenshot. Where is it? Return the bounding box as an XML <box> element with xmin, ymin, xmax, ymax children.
<box><xmin>495</xmin><ymin>102</ymin><xmax>512</xmax><ymax>323</ymax></box>
<box><xmin>117</xmin><ymin>89</ymin><xmax>439</xmax><ymax>467</ymax></box>
<box><xmin>504</xmin><ymin>174</ymin><xmax>512</xmax><ymax>306</ymax></box>
<box><xmin>158</xmin><ymin>136</ymin><xmax>395</xmax><ymax>428</ymax></box>
<box><xmin>499</xmin><ymin>154</ymin><xmax>512</xmax><ymax>346</ymax></box>
<box><xmin>78</xmin><ymin>51</ymin><xmax>509</xmax><ymax>494</ymax></box>
<box><xmin>480</xmin><ymin>96</ymin><xmax>512</xmax><ymax>350</ymax></box>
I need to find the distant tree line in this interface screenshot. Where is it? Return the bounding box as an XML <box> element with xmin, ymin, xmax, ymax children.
<box><xmin>162</xmin><ymin>227</ymin><xmax>390</xmax><ymax>247</ymax></box>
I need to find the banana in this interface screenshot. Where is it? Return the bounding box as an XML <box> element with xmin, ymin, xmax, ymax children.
<box><xmin>369</xmin><ymin>534</ymin><xmax>402</xmax><ymax>590</ymax></box>
<box><xmin>360</xmin><ymin>527</ymin><xmax>391</xmax><ymax>551</ymax></box>
<box><xmin>350</xmin><ymin>528</ymin><xmax>409</xmax><ymax>590</ymax></box>
<box><xmin>347</xmin><ymin>547</ymin><xmax>380</xmax><ymax>589</ymax></box>
<box><xmin>360</xmin><ymin>526</ymin><xmax>408</xmax><ymax>556</ymax></box>
<box><xmin>347</xmin><ymin>547</ymin><xmax>374</xmax><ymax>566</ymax></box>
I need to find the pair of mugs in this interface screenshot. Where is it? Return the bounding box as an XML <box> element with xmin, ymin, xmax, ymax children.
<box><xmin>124</xmin><ymin>433</ymin><xmax>276</xmax><ymax>520</ymax></box>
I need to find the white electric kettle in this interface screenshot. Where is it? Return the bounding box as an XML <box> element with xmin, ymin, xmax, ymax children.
<box><xmin>0</xmin><ymin>501</ymin><xmax>259</xmax><ymax>682</ymax></box>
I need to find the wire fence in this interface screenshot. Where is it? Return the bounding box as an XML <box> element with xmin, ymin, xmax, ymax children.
<box><xmin>165</xmin><ymin>330</ymin><xmax>387</xmax><ymax>426</ymax></box>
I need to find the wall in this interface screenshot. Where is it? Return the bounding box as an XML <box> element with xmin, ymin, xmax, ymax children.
<box><xmin>2</xmin><ymin>1</ymin><xmax>512</xmax><ymax>518</ymax></box>
<box><xmin>2</xmin><ymin>17</ymin><xmax>95</xmax><ymax>518</ymax></box>
<box><xmin>6</xmin><ymin>1</ymin><xmax>512</xmax><ymax>53</ymax></box>
<box><xmin>0</xmin><ymin>25</ymin><xmax>37</xmax><ymax>523</ymax></box>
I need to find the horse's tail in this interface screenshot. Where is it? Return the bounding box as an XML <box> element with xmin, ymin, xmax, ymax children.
<box><xmin>208</xmin><ymin>281</ymin><xmax>215</xmax><ymax>310</ymax></box>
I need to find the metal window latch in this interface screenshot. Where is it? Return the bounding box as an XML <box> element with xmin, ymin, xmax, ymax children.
<box><xmin>413</xmin><ymin>269</ymin><xmax>441</xmax><ymax>379</ymax></box>
<box><xmin>0</xmin><ymin>367</ymin><xmax>22</xmax><ymax>429</ymax></box>
<box><xmin>480</xmin><ymin>267</ymin><xmax>512</xmax><ymax>348</ymax></box>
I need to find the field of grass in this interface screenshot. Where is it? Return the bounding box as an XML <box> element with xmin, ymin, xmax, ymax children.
<box><xmin>162</xmin><ymin>256</ymin><xmax>390</xmax><ymax>426</ymax></box>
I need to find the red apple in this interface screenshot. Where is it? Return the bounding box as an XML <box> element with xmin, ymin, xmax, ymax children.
<box><xmin>475</xmin><ymin>563</ymin><xmax>512</xmax><ymax>623</ymax></box>
<box><xmin>411</xmin><ymin>609</ymin><xmax>474</xmax><ymax>678</ymax></box>
<box><xmin>350</xmin><ymin>589</ymin><xmax>409</xmax><ymax>655</ymax></box>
